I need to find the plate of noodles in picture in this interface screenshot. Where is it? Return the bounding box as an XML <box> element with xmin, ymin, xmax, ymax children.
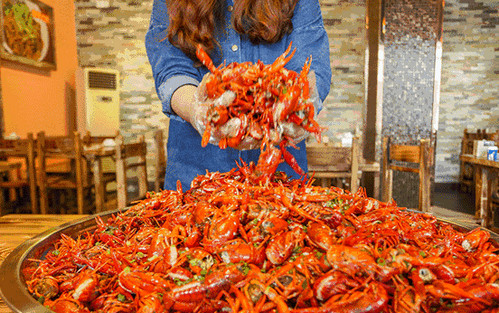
<box><xmin>2</xmin><ymin>0</ymin><xmax>49</xmax><ymax>62</ymax></box>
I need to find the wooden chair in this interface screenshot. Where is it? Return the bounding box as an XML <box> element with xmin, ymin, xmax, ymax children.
<box><xmin>82</xmin><ymin>131</ymin><xmax>118</xmax><ymax>184</ymax></box>
<box><xmin>153</xmin><ymin>129</ymin><xmax>166</xmax><ymax>192</ymax></box>
<box><xmin>82</xmin><ymin>131</ymin><xmax>120</xmax><ymax>211</ymax></box>
<box><xmin>115</xmin><ymin>134</ymin><xmax>148</xmax><ymax>209</ymax></box>
<box><xmin>37</xmin><ymin>131</ymin><xmax>93</xmax><ymax>214</ymax></box>
<box><xmin>0</xmin><ymin>133</ymin><xmax>37</xmax><ymax>214</ymax></box>
<box><xmin>381</xmin><ymin>136</ymin><xmax>432</xmax><ymax>213</ymax></box>
<box><xmin>306</xmin><ymin>136</ymin><xmax>360</xmax><ymax>193</ymax></box>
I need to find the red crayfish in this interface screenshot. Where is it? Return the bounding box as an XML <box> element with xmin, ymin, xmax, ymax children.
<box><xmin>196</xmin><ymin>42</ymin><xmax>325</xmax><ymax>180</ymax></box>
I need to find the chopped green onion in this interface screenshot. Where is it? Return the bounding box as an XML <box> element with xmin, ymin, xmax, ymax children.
<box><xmin>117</xmin><ymin>293</ymin><xmax>126</xmax><ymax>302</ymax></box>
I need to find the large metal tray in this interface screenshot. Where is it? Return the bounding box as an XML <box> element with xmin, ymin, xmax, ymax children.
<box><xmin>0</xmin><ymin>209</ymin><xmax>498</xmax><ymax>313</ymax></box>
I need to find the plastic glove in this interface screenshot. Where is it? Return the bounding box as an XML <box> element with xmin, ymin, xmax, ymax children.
<box><xmin>191</xmin><ymin>73</ymin><xmax>261</xmax><ymax>150</ymax></box>
<box><xmin>230</xmin><ymin>78</ymin><xmax>321</xmax><ymax>149</ymax></box>
<box><xmin>274</xmin><ymin>70</ymin><xmax>322</xmax><ymax>145</ymax></box>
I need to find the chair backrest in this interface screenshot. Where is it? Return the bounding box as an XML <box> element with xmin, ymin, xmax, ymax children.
<box><xmin>0</xmin><ymin>134</ymin><xmax>35</xmax><ymax>158</ymax></box>
<box><xmin>82</xmin><ymin>131</ymin><xmax>118</xmax><ymax>173</ymax></box>
<box><xmin>306</xmin><ymin>136</ymin><xmax>360</xmax><ymax>192</ymax></box>
<box><xmin>37</xmin><ymin>132</ymin><xmax>88</xmax><ymax>178</ymax></box>
<box><xmin>153</xmin><ymin>130</ymin><xmax>166</xmax><ymax>192</ymax></box>
<box><xmin>36</xmin><ymin>131</ymin><xmax>90</xmax><ymax>214</ymax></box>
<box><xmin>306</xmin><ymin>145</ymin><xmax>351</xmax><ymax>172</ymax></box>
<box><xmin>82</xmin><ymin>131</ymin><xmax>119</xmax><ymax>146</ymax></box>
<box><xmin>0</xmin><ymin>133</ymin><xmax>37</xmax><ymax>213</ymax></box>
<box><xmin>381</xmin><ymin>136</ymin><xmax>432</xmax><ymax>212</ymax></box>
<box><xmin>115</xmin><ymin>134</ymin><xmax>148</xmax><ymax>209</ymax></box>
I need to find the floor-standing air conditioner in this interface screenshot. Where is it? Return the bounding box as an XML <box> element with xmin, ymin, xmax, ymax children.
<box><xmin>76</xmin><ymin>67</ymin><xmax>120</xmax><ymax>137</ymax></box>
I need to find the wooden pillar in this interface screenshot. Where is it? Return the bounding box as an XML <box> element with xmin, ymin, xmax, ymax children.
<box><xmin>115</xmin><ymin>135</ymin><xmax>127</xmax><ymax>209</ymax></box>
<box><xmin>0</xmin><ymin>59</ymin><xmax>4</xmax><ymax>139</ymax></box>
<box><xmin>363</xmin><ymin>0</ymin><xmax>383</xmax><ymax>199</ymax></box>
<box><xmin>419</xmin><ymin>139</ymin><xmax>431</xmax><ymax>213</ymax></box>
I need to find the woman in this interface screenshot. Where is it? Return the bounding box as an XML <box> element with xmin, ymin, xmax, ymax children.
<box><xmin>146</xmin><ymin>0</ymin><xmax>332</xmax><ymax>190</ymax></box>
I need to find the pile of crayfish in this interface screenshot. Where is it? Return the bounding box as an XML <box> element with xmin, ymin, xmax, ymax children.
<box><xmin>25</xmin><ymin>164</ymin><xmax>499</xmax><ymax>312</ymax></box>
<box><xmin>196</xmin><ymin>42</ymin><xmax>324</xmax><ymax>178</ymax></box>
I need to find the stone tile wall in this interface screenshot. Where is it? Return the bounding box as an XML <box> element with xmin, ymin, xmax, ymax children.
<box><xmin>317</xmin><ymin>0</ymin><xmax>366</xmax><ymax>144</ymax></box>
<box><xmin>74</xmin><ymin>0</ymin><xmax>168</xmax><ymax>181</ymax></box>
<box><xmin>437</xmin><ymin>0</ymin><xmax>498</xmax><ymax>182</ymax></box>
<box><xmin>73</xmin><ymin>0</ymin><xmax>497</xmax><ymax>184</ymax></box>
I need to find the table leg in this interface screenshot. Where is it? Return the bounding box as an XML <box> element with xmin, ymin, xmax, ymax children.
<box><xmin>0</xmin><ymin>189</ymin><xmax>4</xmax><ymax>215</ymax></box>
<box><xmin>474</xmin><ymin>166</ymin><xmax>488</xmax><ymax>227</ymax></box>
<box><xmin>491</xmin><ymin>173</ymin><xmax>498</xmax><ymax>229</ymax></box>
<box><xmin>482</xmin><ymin>168</ymin><xmax>497</xmax><ymax>229</ymax></box>
<box><xmin>92</xmin><ymin>159</ymin><xmax>105</xmax><ymax>213</ymax></box>
<box><xmin>373</xmin><ymin>171</ymin><xmax>380</xmax><ymax>200</ymax></box>
<box><xmin>7</xmin><ymin>168</ymin><xmax>20</xmax><ymax>202</ymax></box>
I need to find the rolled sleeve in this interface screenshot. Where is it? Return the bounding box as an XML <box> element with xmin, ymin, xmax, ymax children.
<box><xmin>157</xmin><ymin>75</ymin><xmax>199</xmax><ymax>122</ymax></box>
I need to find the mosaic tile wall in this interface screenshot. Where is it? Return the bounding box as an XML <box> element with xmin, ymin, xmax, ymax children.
<box><xmin>437</xmin><ymin>0</ymin><xmax>498</xmax><ymax>183</ymax></box>
<box><xmin>380</xmin><ymin>0</ymin><xmax>442</xmax><ymax>208</ymax></box>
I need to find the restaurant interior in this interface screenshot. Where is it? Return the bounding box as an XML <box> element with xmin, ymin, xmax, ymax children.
<box><xmin>0</xmin><ymin>0</ymin><xmax>497</xmax><ymax>225</ymax></box>
<box><xmin>0</xmin><ymin>0</ymin><xmax>498</xmax><ymax>312</ymax></box>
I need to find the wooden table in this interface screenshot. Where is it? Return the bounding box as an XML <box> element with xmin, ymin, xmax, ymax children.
<box><xmin>0</xmin><ymin>214</ymin><xmax>85</xmax><ymax>313</ymax></box>
<box><xmin>460</xmin><ymin>154</ymin><xmax>499</xmax><ymax>228</ymax></box>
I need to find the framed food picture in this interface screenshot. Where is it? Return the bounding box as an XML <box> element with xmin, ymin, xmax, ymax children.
<box><xmin>1</xmin><ymin>0</ymin><xmax>55</xmax><ymax>70</ymax></box>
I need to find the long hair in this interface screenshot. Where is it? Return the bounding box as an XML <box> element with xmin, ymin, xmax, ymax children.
<box><xmin>165</xmin><ymin>0</ymin><xmax>298</xmax><ymax>62</ymax></box>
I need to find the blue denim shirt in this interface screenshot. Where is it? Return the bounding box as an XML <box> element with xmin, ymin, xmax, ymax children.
<box><xmin>146</xmin><ymin>0</ymin><xmax>332</xmax><ymax>190</ymax></box>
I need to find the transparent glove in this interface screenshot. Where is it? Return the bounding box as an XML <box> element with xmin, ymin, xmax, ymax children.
<box><xmin>273</xmin><ymin>70</ymin><xmax>322</xmax><ymax>145</ymax></box>
<box><xmin>191</xmin><ymin>73</ymin><xmax>261</xmax><ymax>150</ymax></box>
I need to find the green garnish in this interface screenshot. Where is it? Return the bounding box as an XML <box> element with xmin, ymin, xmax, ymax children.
<box><xmin>117</xmin><ymin>293</ymin><xmax>126</xmax><ymax>302</ymax></box>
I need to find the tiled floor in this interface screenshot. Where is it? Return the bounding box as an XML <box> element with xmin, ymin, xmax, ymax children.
<box><xmin>432</xmin><ymin>183</ymin><xmax>499</xmax><ymax>233</ymax></box>
<box><xmin>431</xmin><ymin>183</ymin><xmax>475</xmax><ymax>223</ymax></box>
<box><xmin>432</xmin><ymin>183</ymin><xmax>474</xmax><ymax>215</ymax></box>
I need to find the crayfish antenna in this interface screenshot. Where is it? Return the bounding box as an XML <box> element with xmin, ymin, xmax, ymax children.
<box><xmin>196</xmin><ymin>44</ymin><xmax>218</xmax><ymax>74</ymax></box>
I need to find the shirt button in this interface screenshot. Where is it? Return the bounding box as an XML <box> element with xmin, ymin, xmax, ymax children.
<box><xmin>228</xmin><ymin>5</ymin><xmax>233</xmax><ymax>12</ymax></box>
<box><xmin>231</xmin><ymin>45</ymin><xmax>238</xmax><ymax>52</ymax></box>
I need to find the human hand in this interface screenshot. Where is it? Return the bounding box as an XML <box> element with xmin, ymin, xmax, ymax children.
<box><xmin>192</xmin><ymin>73</ymin><xmax>262</xmax><ymax>150</ymax></box>
<box><xmin>192</xmin><ymin>70</ymin><xmax>322</xmax><ymax>150</ymax></box>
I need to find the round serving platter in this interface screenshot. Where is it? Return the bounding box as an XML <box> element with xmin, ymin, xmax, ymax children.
<box><xmin>0</xmin><ymin>209</ymin><xmax>120</xmax><ymax>313</ymax></box>
<box><xmin>0</xmin><ymin>208</ymin><xmax>498</xmax><ymax>313</ymax></box>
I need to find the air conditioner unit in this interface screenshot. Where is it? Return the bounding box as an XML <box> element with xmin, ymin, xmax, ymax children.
<box><xmin>76</xmin><ymin>67</ymin><xmax>120</xmax><ymax>137</ymax></box>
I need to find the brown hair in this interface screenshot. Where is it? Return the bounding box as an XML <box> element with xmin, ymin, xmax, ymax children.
<box><xmin>165</xmin><ymin>0</ymin><xmax>298</xmax><ymax>62</ymax></box>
